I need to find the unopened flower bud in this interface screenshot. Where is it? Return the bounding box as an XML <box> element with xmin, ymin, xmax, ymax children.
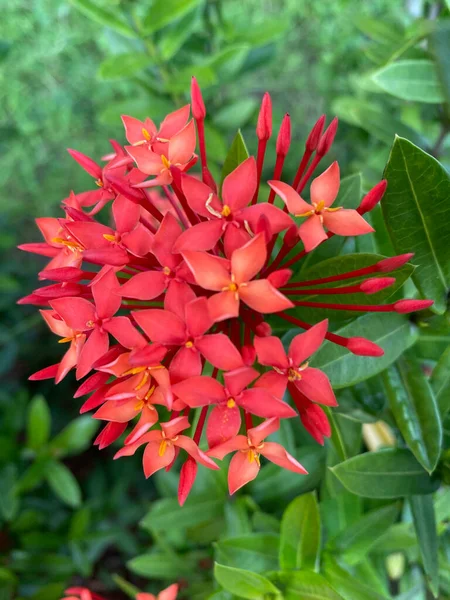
<box><xmin>316</xmin><ymin>117</ymin><xmax>338</xmax><ymax>157</ymax></box>
<box><xmin>255</xmin><ymin>214</ymin><xmax>272</xmax><ymax>243</ymax></box>
<box><xmin>360</xmin><ymin>277</ymin><xmax>396</xmax><ymax>294</ymax></box>
<box><xmin>358</xmin><ymin>180</ymin><xmax>387</xmax><ymax>215</ymax></box>
<box><xmin>202</xmin><ymin>166</ymin><xmax>217</xmax><ymax>193</ymax></box>
<box><xmin>394</xmin><ymin>299</ymin><xmax>434</xmax><ymax>313</ymax></box>
<box><xmin>346</xmin><ymin>337</ymin><xmax>384</xmax><ymax>357</ymax></box>
<box><xmin>284</xmin><ymin>224</ymin><xmax>299</xmax><ymax>248</ymax></box>
<box><xmin>376</xmin><ymin>253</ymin><xmax>414</xmax><ymax>273</ymax></box>
<box><xmin>191</xmin><ymin>76</ymin><xmax>206</xmax><ymax>121</ymax></box>
<box><xmin>268</xmin><ymin>269</ymin><xmax>292</xmax><ymax>288</ymax></box>
<box><xmin>241</xmin><ymin>344</ymin><xmax>256</xmax><ymax>366</ymax></box>
<box><xmin>255</xmin><ymin>322</ymin><xmax>272</xmax><ymax>337</ymax></box>
<box><xmin>276</xmin><ymin>113</ymin><xmax>291</xmax><ymax>157</ymax></box>
<box><xmin>305</xmin><ymin>114</ymin><xmax>326</xmax><ymax>152</ymax></box>
<box><xmin>256</xmin><ymin>92</ymin><xmax>272</xmax><ymax>141</ymax></box>
<box><xmin>178</xmin><ymin>457</ymin><xmax>198</xmax><ymax>506</ymax></box>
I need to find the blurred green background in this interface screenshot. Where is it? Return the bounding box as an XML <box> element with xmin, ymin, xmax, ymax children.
<box><xmin>1</xmin><ymin>0</ymin><xmax>449</xmax><ymax>598</ymax></box>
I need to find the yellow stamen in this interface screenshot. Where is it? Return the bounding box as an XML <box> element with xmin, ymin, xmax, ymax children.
<box><xmin>145</xmin><ymin>384</ymin><xmax>156</xmax><ymax>400</ymax></box>
<box><xmin>86</xmin><ymin>320</ymin><xmax>95</xmax><ymax>329</ymax></box>
<box><xmin>314</xmin><ymin>200</ymin><xmax>325</xmax><ymax>212</ymax></box>
<box><xmin>324</xmin><ymin>206</ymin><xmax>342</xmax><ymax>213</ymax></box>
<box><xmin>123</xmin><ymin>366</ymin><xmax>147</xmax><ymax>376</ymax></box>
<box><xmin>185</xmin><ymin>341</ymin><xmax>194</xmax><ymax>348</ymax></box>
<box><xmin>221</xmin><ymin>205</ymin><xmax>231</xmax><ymax>217</ymax></box>
<box><xmin>287</xmin><ymin>367</ymin><xmax>302</xmax><ymax>382</ymax></box>
<box><xmin>95</xmin><ymin>179</ymin><xmax>103</xmax><ymax>188</ymax></box>
<box><xmin>51</xmin><ymin>238</ymin><xmax>83</xmax><ymax>252</ymax></box>
<box><xmin>103</xmin><ymin>233</ymin><xmax>117</xmax><ymax>242</ymax></box>
<box><xmin>248</xmin><ymin>449</ymin><xmax>261</xmax><ymax>466</ymax></box>
<box><xmin>163</xmin><ymin>266</ymin><xmax>171</xmax><ymax>276</ymax></box>
<box><xmin>295</xmin><ymin>210</ymin><xmax>314</xmax><ymax>218</ymax></box>
<box><xmin>161</xmin><ymin>155</ymin><xmax>170</xmax><ymax>169</ymax></box>
<box><xmin>158</xmin><ymin>439</ymin><xmax>168</xmax><ymax>456</ymax></box>
<box><xmin>227</xmin><ymin>398</ymin><xmax>236</xmax><ymax>408</ymax></box>
<box><xmin>134</xmin><ymin>399</ymin><xmax>145</xmax><ymax>411</ymax></box>
<box><xmin>142</xmin><ymin>128</ymin><xmax>152</xmax><ymax>142</ymax></box>
<box><xmin>58</xmin><ymin>336</ymin><xmax>73</xmax><ymax>344</ymax></box>
<box><xmin>135</xmin><ymin>370</ymin><xmax>150</xmax><ymax>391</ymax></box>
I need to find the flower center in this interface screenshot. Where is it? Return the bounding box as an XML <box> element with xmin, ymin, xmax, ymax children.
<box><xmin>227</xmin><ymin>398</ymin><xmax>236</xmax><ymax>408</ymax></box>
<box><xmin>221</xmin><ymin>205</ymin><xmax>231</xmax><ymax>217</ymax></box>
<box><xmin>142</xmin><ymin>128</ymin><xmax>152</xmax><ymax>142</ymax></box>
<box><xmin>185</xmin><ymin>340</ymin><xmax>194</xmax><ymax>348</ymax></box>
<box><xmin>51</xmin><ymin>237</ymin><xmax>83</xmax><ymax>252</ymax></box>
<box><xmin>163</xmin><ymin>266</ymin><xmax>171</xmax><ymax>276</ymax></box>
<box><xmin>134</xmin><ymin>384</ymin><xmax>156</xmax><ymax>411</ymax></box>
<box><xmin>95</xmin><ymin>178</ymin><xmax>103</xmax><ymax>188</ymax></box>
<box><xmin>103</xmin><ymin>233</ymin><xmax>118</xmax><ymax>243</ymax></box>
<box><xmin>161</xmin><ymin>155</ymin><xmax>171</xmax><ymax>169</ymax></box>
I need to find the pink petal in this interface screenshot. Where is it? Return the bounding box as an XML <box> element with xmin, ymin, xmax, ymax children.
<box><xmin>161</xmin><ymin>415</ymin><xmax>191</xmax><ymax>439</ymax></box>
<box><xmin>182</xmin><ymin>250</ymin><xmax>230</xmax><ymax>291</ymax></box>
<box><xmin>231</xmin><ymin>234</ymin><xmax>266</xmax><ymax>284</ymax></box>
<box><xmin>94</xmin><ymin>397</ymin><xmax>140</xmax><ymax>423</ymax></box>
<box><xmin>260</xmin><ymin>442</ymin><xmax>308</xmax><ymax>474</ymax></box>
<box><xmin>91</xmin><ymin>268</ymin><xmax>121</xmax><ymax>319</ymax></box>
<box><xmin>295</xmin><ymin>367</ymin><xmax>337</xmax><ymax>406</ymax></box>
<box><xmin>172</xmin><ymin>376</ymin><xmax>225</xmax><ymax>407</ymax></box>
<box><xmin>159</xmin><ymin>104</ymin><xmax>190</xmax><ymax>139</ymax></box>
<box><xmin>64</xmin><ymin>221</ymin><xmax>112</xmax><ymax>249</ymax></box>
<box><xmin>223</xmin><ymin>224</ymin><xmax>251</xmax><ymax>258</ymax></box>
<box><xmin>56</xmin><ymin>340</ymin><xmax>83</xmax><ymax>384</ymax></box>
<box><xmin>114</xmin><ymin>430</ymin><xmax>162</xmax><ymax>458</ymax></box>
<box><xmin>120</xmin><ymin>271</ymin><xmax>167</xmax><ymax>300</ymax></box>
<box><xmin>40</xmin><ymin>309</ymin><xmax>72</xmax><ymax>337</ymax></box>
<box><xmin>169</xmin><ymin>346</ymin><xmax>202</xmax><ymax>383</ymax></box>
<box><xmin>288</xmin><ymin>319</ymin><xmax>328</xmax><ymax>366</ymax></box>
<box><xmin>185</xmin><ymin>297</ymin><xmax>213</xmax><ymax>337</ymax></box>
<box><xmin>175</xmin><ymin>435</ymin><xmax>219</xmax><ymax>469</ymax></box>
<box><xmin>323</xmin><ymin>209</ymin><xmax>374</xmax><ymax>236</ymax></box>
<box><xmin>121</xmin><ymin>115</ymin><xmax>156</xmax><ymax>145</ymax></box>
<box><xmin>228</xmin><ymin>450</ymin><xmax>260</xmax><ymax>494</ymax></box>
<box><xmin>298</xmin><ymin>214</ymin><xmax>328</xmax><ymax>253</ymax></box>
<box><xmin>238</xmin><ymin>388</ymin><xmax>296</xmax><ymax>418</ymax></box>
<box><xmin>76</xmin><ymin>329</ymin><xmax>109</xmax><ymax>379</ymax></box>
<box><xmin>143</xmin><ymin>442</ymin><xmax>176</xmax><ymax>478</ymax></box>
<box><xmin>67</xmin><ymin>148</ymin><xmax>102</xmax><ymax>180</ymax></box>
<box><xmin>96</xmin><ymin>421</ymin><xmax>127</xmax><ymax>450</ymax></box>
<box><xmin>222</xmin><ymin>157</ymin><xmax>257</xmax><ymax>212</ymax></box>
<box><xmin>254</xmin><ymin>335</ymin><xmax>288</xmax><ymax>369</ymax></box>
<box><xmin>158</xmin><ymin>583</ymin><xmax>179</xmax><ymax>600</ymax></box>
<box><xmin>172</xmin><ymin>220</ymin><xmax>223</xmax><ymax>253</ymax></box>
<box><xmin>196</xmin><ymin>334</ymin><xmax>243</xmax><ymax>371</ymax></box>
<box><xmin>122</xmin><ymin>224</ymin><xmax>153</xmax><ymax>257</ymax></box>
<box><xmin>239</xmin><ymin>280</ymin><xmax>293</xmax><ymax>313</ymax></box>
<box><xmin>247</xmin><ymin>417</ymin><xmax>280</xmax><ymax>446</ymax></box>
<box><xmin>104</xmin><ymin>316</ymin><xmax>146</xmax><ymax>349</ymax></box>
<box><xmin>182</xmin><ymin>175</ymin><xmax>221</xmax><ymax>218</ymax></box>
<box><xmin>50</xmin><ymin>297</ymin><xmax>96</xmax><ymax>331</ymax></box>
<box><xmin>112</xmin><ymin>195</ymin><xmax>141</xmax><ymax>233</ymax></box>
<box><xmin>238</xmin><ymin>204</ymin><xmax>293</xmax><ymax>234</ymax></box>
<box><xmin>310</xmin><ymin>161</ymin><xmax>340</xmax><ymax>207</ymax></box>
<box><xmin>208</xmin><ymin>291</ymin><xmax>240</xmax><ymax>322</ymax></box>
<box><xmin>268</xmin><ymin>180</ymin><xmax>312</xmax><ymax>215</ymax></box>
<box><xmin>126</xmin><ymin>145</ymin><xmax>163</xmax><ymax>175</ymax></box>
<box><xmin>253</xmin><ymin>371</ymin><xmax>287</xmax><ymax>398</ymax></box>
<box><xmin>106</xmin><ymin>374</ymin><xmax>146</xmax><ymax>400</ymax></box>
<box><xmin>164</xmin><ymin>280</ymin><xmax>196</xmax><ymax>318</ymax></box>
<box><xmin>224</xmin><ymin>366</ymin><xmax>259</xmax><ymax>396</ymax></box>
<box><xmin>207</xmin><ymin>433</ymin><xmax>248</xmax><ymax>458</ymax></box>
<box><xmin>132</xmin><ymin>309</ymin><xmax>186</xmax><ymax>344</ymax></box>
<box><xmin>152</xmin><ymin>212</ymin><xmax>183</xmax><ymax>269</ymax></box>
<box><xmin>168</xmin><ymin>120</ymin><xmax>196</xmax><ymax>165</ymax></box>
<box><xmin>124</xmin><ymin>406</ymin><xmax>160</xmax><ymax>445</ymax></box>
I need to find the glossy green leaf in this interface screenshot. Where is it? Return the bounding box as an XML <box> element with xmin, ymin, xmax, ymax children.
<box><xmin>312</xmin><ymin>313</ymin><xmax>418</xmax><ymax>388</ymax></box>
<box><xmin>382</xmin><ymin>357</ymin><xmax>442</xmax><ymax>473</ymax></box>
<box><xmin>331</xmin><ymin>448</ymin><xmax>440</xmax><ymax>498</ymax></box>
<box><xmin>158</xmin><ymin>10</ymin><xmax>200</xmax><ymax>61</ymax></box>
<box><xmin>143</xmin><ymin>0</ymin><xmax>201</xmax><ymax>34</ymax></box>
<box><xmin>372</xmin><ymin>60</ymin><xmax>444</xmax><ymax>103</ymax></box>
<box><xmin>215</xmin><ymin>534</ymin><xmax>279</xmax><ymax>573</ymax></box>
<box><xmin>48</xmin><ymin>416</ymin><xmax>98</xmax><ymax>457</ymax></box>
<box><xmin>370</xmin><ymin>522</ymin><xmax>418</xmax><ymax>553</ymax></box>
<box><xmin>69</xmin><ymin>0</ymin><xmax>137</xmax><ymax>38</ymax></box>
<box><xmin>273</xmin><ymin>571</ymin><xmax>343</xmax><ymax>600</ymax></box>
<box><xmin>45</xmin><ymin>460</ymin><xmax>81</xmax><ymax>508</ymax></box>
<box><xmin>97</xmin><ymin>53</ymin><xmax>153</xmax><ymax>80</ymax></box>
<box><xmin>220</xmin><ymin>130</ymin><xmax>250</xmax><ymax>184</ymax></box>
<box><xmin>430</xmin><ymin>345</ymin><xmax>450</xmax><ymax>419</ymax></box>
<box><xmin>382</xmin><ymin>137</ymin><xmax>450</xmax><ymax>314</ymax></box>
<box><xmin>224</xmin><ymin>498</ymin><xmax>252</xmax><ymax>536</ymax></box>
<box><xmin>328</xmin><ymin>504</ymin><xmax>399</xmax><ymax>565</ymax></box>
<box><xmin>279</xmin><ymin>493</ymin><xmax>320</xmax><ymax>571</ymax></box>
<box><xmin>26</xmin><ymin>395</ymin><xmax>51</xmax><ymax>451</ymax></box>
<box><xmin>410</xmin><ymin>495</ymin><xmax>439</xmax><ymax>598</ymax></box>
<box><xmin>214</xmin><ymin>564</ymin><xmax>281</xmax><ymax>599</ymax></box>
<box><xmin>323</xmin><ymin>556</ymin><xmax>391</xmax><ymax>600</ymax></box>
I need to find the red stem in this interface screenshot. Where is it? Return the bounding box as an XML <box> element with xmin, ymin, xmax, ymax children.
<box><xmin>278</xmin><ymin>311</ymin><xmax>353</xmax><ymax>348</ymax></box>
<box><xmin>292</xmin><ymin>149</ymin><xmax>312</xmax><ymax>190</ymax></box>
<box><xmin>282</xmin><ymin>261</ymin><xmax>381</xmax><ymax>287</ymax></box>
<box><xmin>282</xmin><ymin>284</ymin><xmax>363</xmax><ymax>295</ymax></box>
<box><xmin>251</xmin><ymin>139</ymin><xmax>268</xmax><ymax>205</ymax></box>
<box><xmin>291</xmin><ymin>300</ymin><xmax>396</xmax><ymax>312</ymax></box>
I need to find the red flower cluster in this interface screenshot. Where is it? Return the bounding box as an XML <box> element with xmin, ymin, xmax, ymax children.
<box><xmin>62</xmin><ymin>583</ymin><xmax>178</xmax><ymax>600</ymax></box>
<box><xmin>21</xmin><ymin>79</ymin><xmax>432</xmax><ymax>503</ymax></box>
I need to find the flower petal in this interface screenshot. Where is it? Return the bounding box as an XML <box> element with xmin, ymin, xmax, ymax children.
<box><xmin>298</xmin><ymin>214</ymin><xmax>328</xmax><ymax>253</ymax></box>
<box><xmin>143</xmin><ymin>442</ymin><xmax>176</xmax><ymax>478</ymax></box>
<box><xmin>122</xmin><ymin>224</ymin><xmax>154</xmax><ymax>257</ymax></box>
<box><xmin>76</xmin><ymin>329</ymin><xmax>109</xmax><ymax>379</ymax></box>
<box><xmin>207</xmin><ymin>433</ymin><xmax>248</xmax><ymax>458</ymax></box>
<box><xmin>175</xmin><ymin>435</ymin><xmax>219</xmax><ymax>469</ymax></box>
<box><xmin>253</xmin><ymin>371</ymin><xmax>287</xmax><ymax>398</ymax></box>
<box><xmin>172</xmin><ymin>219</ymin><xmax>223</xmax><ymax>253</ymax></box>
<box><xmin>91</xmin><ymin>268</ymin><xmax>121</xmax><ymax>319</ymax></box>
<box><xmin>238</xmin><ymin>203</ymin><xmax>293</xmax><ymax>234</ymax></box>
<box><xmin>159</xmin><ymin>104</ymin><xmax>190</xmax><ymax>139</ymax></box>
<box><xmin>182</xmin><ymin>250</ymin><xmax>231</xmax><ymax>291</ymax></box>
<box><xmin>228</xmin><ymin>450</ymin><xmax>260</xmax><ymax>494</ymax></box>
<box><xmin>172</xmin><ymin>376</ymin><xmax>225</xmax><ymax>407</ymax></box>
<box><xmin>260</xmin><ymin>442</ymin><xmax>308</xmax><ymax>473</ymax></box>
<box><xmin>224</xmin><ymin>366</ymin><xmax>259</xmax><ymax>397</ymax></box>
<box><xmin>50</xmin><ymin>297</ymin><xmax>96</xmax><ymax>331</ymax></box>
<box><xmin>185</xmin><ymin>297</ymin><xmax>213</xmax><ymax>337</ymax></box>
<box><xmin>288</xmin><ymin>319</ymin><xmax>328</xmax><ymax>366</ymax></box>
<box><xmin>231</xmin><ymin>234</ymin><xmax>266</xmax><ymax>284</ymax></box>
<box><xmin>104</xmin><ymin>316</ymin><xmax>146</xmax><ymax>349</ymax></box>
<box><xmin>120</xmin><ymin>271</ymin><xmax>167</xmax><ymax>300</ymax></box>
<box><xmin>132</xmin><ymin>309</ymin><xmax>186</xmax><ymax>344</ymax></box>
<box><xmin>254</xmin><ymin>335</ymin><xmax>288</xmax><ymax>369</ymax></box>
<box><xmin>158</xmin><ymin>583</ymin><xmax>179</xmax><ymax>600</ymax></box>
<box><xmin>238</xmin><ymin>388</ymin><xmax>296</xmax><ymax>418</ymax></box>
<box><xmin>323</xmin><ymin>209</ymin><xmax>374</xmax><ymax>236</ymax></box>
<box><xmin>168</xmin><ymin>119</ymin><xmax>196</xmax><ymax>165</ymax></box>
<box><xmin>295</xmin><ymin>367</ymin><xmax>337</xmax><ymax>406</ymax></box>
<box><xmin>247</xmin><ymin>417</ymin><xmax>280</xmax><ymax>446</ymax></box>
<box><xmin>161</xmin><ymin>415</ymin><xmax>191</xmax><ymax>439</ymax></box>
<box><xmin>239</xmin><ymin>280</ymin><xmax>293</xmax><ymax>313</ymax></box>
<box><xmin>196</xmin><ymin>334</ymin><xmax>243</xmax><ymax>371</ymax></box>
<box><xmin>94</xmin><ymin>397</ymin><xmax>139</xmax><ymax>423</ymax></box>
<box><xmin>223</xmin><ymin>224</ymin><xmax>251</xmax><ymax>258</ymax></box>
<box><xmin>126</xmin><ymin>145</ymin><xmax>163</xmax><ymax>175</ymax></box>
<box><xmin>310</xmin><ymin>161</ymin><xmax>340</xmax><ymax>207</ymax></box>
<box><xmin>121</xmin><ymin>115</ymin><xmax>157</xmax><ymax>145</ymax></box>
<box><xmin>169</xmin><ymin>346</ymin><xmax>202</xmax><ymax>383</ymax></box>
<box><xmin>222</xmin><ymin>157</ymin><xmax>257</xmax><ymax>212</ymax></box>
<box><xmin>125</xmin><ymin>405</ymin><xmax>159</xmax><ymax>445</ymax></box>
<box><xmin>164</xmin><ymin>280</ymin><xmax>196</xmax><ymax>318</ymax></box>
<box><xmin>182</xmin><ymin>175</ymin><xmax>221</xmax><ymax>218</ymax></box>
<box><xmin>208</xmin><ymin>291</ymin><xmax>240</xmax><ymax>322</ymax></box>
<box><xmin>268</xmin><ymin>180</ymin><xmax>312</xmax><ymax>214</ymax></box>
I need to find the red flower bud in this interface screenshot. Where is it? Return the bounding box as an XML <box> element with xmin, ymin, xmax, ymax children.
<box><xmin>394</xmin><ymin>299</ymin><xmax>434</xmax><ymax>313</ymax></box>
<box><xmin>316</xmin><ymin>117</ymin><xmax>338</xmax><ymax>157</ymax></box>
<box><xmin>268</xmin><ymin>269</ymin><xmax>292</xmax><ymax>288</ymax></box>
<box><xmin>376</xmin><ymin>253</ymin><xmax>414</xmax><ymax>273</ymax></box>
<box><xmin>276</xmin><ymin>113</ymin><xmax>291</xmax><ymax>157</ymax></box>
<box><xmin>284</xmin><ymin>224</ymin><xmax>299</xmax><ymax>248</ymax></box>
<box><xmin>191</xmin><ymin>76</ymin><xmax>206</xmax><ymax>121</ymax></box>
<box><xmin>256</xmin><ymin>92</ymin><xmax>272</xmax><ymax>141</ymax></box>
<box><xmin>178</xmin><ymin>457</ymin><xmax>198</xmax><ymax>506</ymax></box>
<box><xmin>358</xmin><ymin>180</ymin><xmax>387</xmax><ymax>215</ymax></box>
<box><xmin>255</xmin><ymin>322</ymin><xmax>272</xmax><ymax>337</ymax></box>
<box><xmin>305</xmin><ymin>114</ymin><xmax>326</xmax><ymax>152</ymax></box>
<box><xmin>346</xmin><ymin>337</ymin><xmax>384</xmax><ymax>357</ymax></box>
<box><xmin>360</xmin><ymin>277</ymin><xmax>396</xmax><ymax>294</ymax></box>
<box><xmin>241</xmin><ymin>344</ymin><xmax>256</xmax><ymax>366</ymax></box>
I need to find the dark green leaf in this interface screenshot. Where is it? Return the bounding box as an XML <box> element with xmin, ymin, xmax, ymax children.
<box><xmin>128</xmin><ymin>552</ymin><xmax>192</xmax><ymax>579</ymax></box>
<box><xmin>312</xmin><ymin>313</ymin><xmax>418</xmax><ymax>388</ymax></box>
<box><xmin>220</xmin><ymin>131</ymin><xmax>250</xmax><ymax>184</ymax></box>
<box><xmin>215</xmin><ymin>534</ymin><xmax>279</xmax><ymax>573</ymax></box>
<box><xmin>331</xmin><ymin>448</ymin><xmax>440</xmax><ymax>498</ymax></box>
<box><xmin>27</xmin><ymin>395</ymin><xmax>51</xmax><ymax>451</ymax></box>
<box><xmin>45</xmin><ymin>460</ymin><xmax>81</xmax><ymax>508</ymax></box>
<box><xmin>382</xmin><ymin>137</ymin><xmax>450</xmax><ymax>313</ymax></box>
<box><xmin>430</xmin><ymin>345</ymin><xmax>450</xmax><ymax>419</ymax></box>
<box><xmin>143</xmin><ymin>0</ymin><xmax>201</xmax><ymax>34</ymax></box>
<box><xmin>48</xmin><ymin>416</ymin><xmax>98</xmax><ymax>457</ymax></box>
<box><xmin>328</xmin><ymin>504</ymin><xmax>399</xmax><ymax>564</ymax></box>
<box><xmin>370</xmin><ymin>522</ymin><xmax>417</xmax><ymax>554</ymax></box>
<box><xmin>382</xmin><ymin>357</ymin><xmax>442</xmax><ymax>472</ymax></box>
<box><xmin>430</xmin><ymin>22</ymin><xmax>450</xmax><ymax>105</ymax></box>
<box><xmin>15</xmin><ymin>458</ymin><xmax>52</xmax><ymax>494</ymax></box>
<box><xmin>323</xmin><ymin>556</ymin><xmax>391</xmax><ymax>600</ymax></box>
<box><xmin>279</xmin><ymin>493</ymin><xmax>321</xmax><ymax>571</ymax></box>
<box><xmin>0</xmin><ymin>465</ymin><xmax>19</xmax><ymax>521</ymax></box>
<box><xmin>158</xmin><ymin>10</ymin><xmax>200</xmax><ymax>61</ymax></box>
<box><xmin>206</xmin><ymin>45</ymin><xmax>250</xmax><ymax>80</ymax></box>
<box><xmin>273</xmin><ymin>571</ymin><xmax>343</xmax><ymax>600</ymax></box>
<box><xmin>224</xmin><ymin>498</ymin><xmax>252</xmax><ymax>536</ymax></box>
<box><xmin>98</xmin><ymin>53</ymin><xmax>153</xmax><ymax>80</ymax></box>
<box><xmin>235</xmin><ymin>20</ymin><xmax>288</xmax><ymax>47</ymax></box>
<box><xmin>410</xmin><ymin>495</ymin><xmax>439</xmax><ymax>598</ymax></box>
<box><xmin>140</xmin><ymin>496</ymin><xmax>223</xmax><ymax>534</ymax></box>
<box><xmin>69</xmin><ymin>0</ymin><xmax>137</xmax><ymax>38</ymax></box>
<box><xmin>372</xmin><ymin>60</ymin><xmax>444</xmax><ymax>103</ymax></box>
<box><xmin>214</xmin><ymin>563</ymin><xmax>281</xmax><ymax>599</ymax></box>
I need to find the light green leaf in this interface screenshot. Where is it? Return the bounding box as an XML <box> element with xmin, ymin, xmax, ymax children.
<box><xmin>214</xmin><ymin>563</ymin><xmax>281</xmax><ymax>599</ymax></box>
<box><xmin>382</xmin><ymin>136</ymin><xmax>450</xmax><ymax>313</ymax></box>
<box><xmin>370</xmin><ymin>522</ymin><xmax>418</xmax><ymax>554</ymax></box>
<box><xmin>382</xmin><ymin>356</ymin><xmax>442</xmax><ymax>472</ymax></box>
<box><xmin>430</xmin><ymin>345</ymin><xmax>450</xmax><ymax>419</ymax></box>
<box><xmin>143</xmin><ymin>0</ymin><xmax>201</xmax><ymax>34</ymax></box>
<box><xmin>312</xmin><ymin>313</ymin><xmax>418</xmax><ymax>389</ymax></box>
<box><xmin>128</xmin><ymin>552</ymin><xmax>192</xmax><ymax>579</ymax></box>
<box><xmin>206</xmin><ymin>45</ymin><xmax>250</xmax><ymax>79</ymax></box>
<box><xmin>49</xmin><ymin>416</ymin><xmax>98</xmax><ymax>458</ymax></box>
<box><xmin>45</xmin><ymin>460</ymin><xmax>82</xmax><ymax>508</ymax></box>
<box><xmin>158</xmin><ymin>9</ymin><xmax>200</xmax><ymax>61</ymax></box>
<box><xmin>331</xmin><ymin>448</ymin><xmax>440</xmax><ymax>498</ymax></box>
<box><xmin>279</xmin><ymin>493</ymin><xmax>321</xmax><ymax>571</ymax></box>
<box><xmin>372</xmin><ymin>60</ymin><xmax>444</xmax><ymax>103</ymax></box>
<box><xmin>429</xmin><ymin>22</ymin><xmax>450</xmax><ymax>105</ymax></box>
<box><xmin>410</xmin><ymin>495</ymin><xmax>439</xmax><ymax>598</ymax></box>
<box><xmin>69</xmin><ymin>0</ymin><xmax>137</xmax><ymax>38</ymax></box>
<box><xmin>98</xmin><ymin>53</ymin><xmax>153</xmax><ymax>80</ymax></box>
<box><xmin>328</xmin><ymin>504</ymin><xmax>399</xmax><ymax>565</ymax></box>
<box><xmin>273</xmin><ymin>571</ymin><xmax>343</xmax><ymax>600</ymax></box>
<box><xmin>353</xmin><ymin>16</ymin><xmax>401</xmax><ymax>44</ymax></box>
<box><xmin>220</xmin><ymin>130</ymin><xmax>250</xmax><ymax>184</ymax></box>
<box><xmin>27</xmin><ymin>395</ymin><xmax>51</xmax><ymax>451</ymax></box>
<box><xmin>215</xmin><ymin>534</ymin><xmax>279</xmax><ymax>573</ymax></box>
<box><xmin>323</xmin><ymin>556</ymin><xmax>391</xmax><ymax>600</ymax></box>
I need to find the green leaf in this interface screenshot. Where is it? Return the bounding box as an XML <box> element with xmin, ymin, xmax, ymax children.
<box><xmin>158</xmin><ymin>9</ymin><xmax>200</xmax><ymax>61</ymax></box>
<box><xmin>143</xmin><ymin>0</ymin><xmax>202</xmax><ymax>34</ymax></box>
<box><xmin>328</xmin><ymin>504</ymin><xmax>399</xmax><ymax>565</ymax></box>
<box><xmin>382</xmin><ymin>136</ymin><xmax>450</xmax><ymax>314</ymax></box>
<box><xmin>48</xmin><ymin>416</ymin><xmax>98</xmax><ymax>457</ymax></box>
<box><xmin>236</xmin><ymin>19</ymin><xmax>288</xmax><ymax>47</ymax></box>
<box><xmin>372</xmin><ymin>60</ymin><xmax>444</xmax><ymax>103</ymax></box>
<box><xmin>69</xmin><ymin>0</ymin><xmax>137</xmax><ymax>38</ymax></box>
<box><xmin>220</xmin><ymin>130</ymin><xmax>250</xmax><ymax>184</ymax></box>
<box><xmin>26</xmin><ymin>395</ymin><xmax>51</xmax><ymax>451</ymax></box>
<box><xmin>214</xmin><ymin>564</ymin><xmax>281</xmax><ymax>599</ymax></box>
<box><xmin>97</xmin><ymin>53</ymin><xmax>153</xmax><ymax>80</ymax></box>
<box><xmin>0</xmin><ymin>465</ymin><xmax>19</xmax><ymax>522</ymax></box>
<box><xmin>215</xmin><ymin>534</ymin><xmax>279</xmax><ymax>573</ymax></box>
<box><xmin>279</xmin><ymin>493</ymin><xmax>321</xmax><ymax>571</ymax></box>
<box><xmin>140</xmin><ymin>496</ymin><xmax>223</xmax><ymax>534</ymax></box>
<box><xmin>382</xmin><ymin>357</ymin><xmax>442</xmax><ymax>473</ymax></box>
<box><xmin>370</xmin><ymin>522</ymin><xmax>418</xmax><ymax>553</ymax></box>
<box><xmin>323</xmin><ymin>556</ymin><xmax>391</xmax><ymax>600</ymax></box>
<box><xmin>353</xmin><ymin>16</ymin><xmax>401</xmax><ymax>44</ymax></box>
<box><xmin>410</xmin><ymin>495</ymin><xmax>439</xmax><ymax>598</ymax></box>
<box><xmin>312</xmin><ymin>313</ymin><xmax>418</xmax><ymax>388</ymax></box>
<box><xmin>430</xmin><ymin>22</ymin><xmax>450</xmax><ymax>105</ymax></box>
<box><xmin>430</xmin><ymin>344</ymin><xmax>450</xmax><ymax>419</ymax></box>
<box><xmin>206</xmin><ymin>45</ymin><xmax>250</xmax><ymax>80</ymax></box>
<box><xmin>273</xmin><ymin>571</ymin><xmax>343</xmax><ymax>600</ymax></box>
<box><xmin>45</xmin><ymin>460</ymin><xmax>81</xmax><ymax>508</ymax></box>
<box><xmin>128</xmin><ymin>552</ymin><xmax>192</xmax><ymax>579</ymax></box>
<box><xmin>331</xmin><ymin>448</ymin><xmax>440</xmax><ymax>498</ymax></box>
<box><xmin>15</xmin><ymin>458</ymin><xmax>52</xmax><ymax>494</ymax></box>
